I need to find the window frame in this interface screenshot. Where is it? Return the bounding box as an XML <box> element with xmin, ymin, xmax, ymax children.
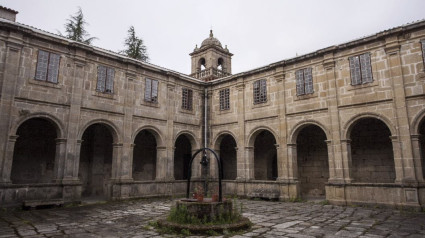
<box><xmin>182</xmin><ymin>88</ymin><xmax>193</xmax><ymax>110</ymax></box>
<box><xmin>219</xmin><ymin>88</ymin><xmax>230</xmax><ymax>111</ymax></box>
<box><xmin>144</xmin><ymin>78</ymin><xmax>159</xmax><ymax>103</ymax></box>
<box><xmin>35</xmin><ymin>50</ymin><xmax>61</xmax><ymax>84</ymax></box>
<box><xmin>253</xmin><ymin>79</ymin><xmax>267</xmax><ymax>104</ymax></box>
<box><xmin>349</xmin><ymin>52</ymin><xmax>373</xmax><ymax>85</ymax></box>
<box><xmin>295</xmin><ymin>68</ymin><xmax>314</xmax><ymax>96</ymax></box>
<box><xmin>96</xmin><ymin>65</ymin><xmax>115</xmax><ymax>94</ymax></box>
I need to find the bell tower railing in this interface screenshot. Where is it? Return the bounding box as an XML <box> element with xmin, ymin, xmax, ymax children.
<box><xmin>190</xmin><ymin>67</ymin><xmax>231</xmax><ymax>81</ymax></box>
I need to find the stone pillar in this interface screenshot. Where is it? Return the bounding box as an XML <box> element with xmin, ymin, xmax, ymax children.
<box><xmin>323</xmin><ymin>54</ymin><xmax>346</xmax><ymax>183</ymax></box>
<box><xmin>411</xmin><ymin>135</ymin><xmax>424</xmax><ymax>182</ymax></box>
<box><xmin>166</xmin><ymin>81</ymin><xmax>176</xmax><ymax>180</ymax></box>
<box><xmin>325</xmin><ymin>140</ymin><xmax>336</xmax><ymax>180</ymax></box>
<box><xmin>236</xmin><ymin>82</ymin><xmax>246</xmax><ymax>180</ymax></box>
<box><xmin>111</xmin><ymin>143</ymin><xmax>123</xmax><ymax>180</ymax></box>
<box><xmin>70</xmin><ymin>140</ymin><xmax>83</xmax><ymax>179</ymax></box>
<box><xmin>391</xmin><ymin>136</ymin><xmax>404</xmax><ymax>183</ymax></box>
<box><xmin>63</xmin><ymin>57</ymin><xmax>85</xmax><ymax>182</ymax></box>
<box><xmin>120</xmin><ymin>72</ymin><xmax>136</xmax><ymax>182</ymax></box>
<box><xmin>209</xmin><ymin>149</ymin><xmax>219</xmax><ymax>179</ymax></box>
<box><xmin>340</xmin><ymin>139</ymin><xmax>352</xmax><ymax>183</ymax></box>
<box><xmin>287</xmin><ymin>144</ymin><xmax>298</xmax><ymax>180</ymax></box>
<box><xmin>0</xmin><ymin>135</ymin><xmax>18</xmax><ymax>184</ymax></box>
<box><xmin>127</xmin><ymin>143</ymin><xmax>135</xmax><ymax>180</ymax></box>
<box><xmin>245</xmin><ymin>146</ymin><xmax>254</xmax><ymax>180</ymax></box>
<box><xmin>191</xmin><ymin>148</ymin><xmax>202</xmax><ymax>179</ymax></box>
<box><xmin>274</xmin><ymin>70</ymin><xmax>289</xmax><ymax>182</ymax></box>
<box><xmin>171</xmin><ymin>147</ymin><xmax>176</xmax><ymax>180</ymax></box>
<box><xmin>156</xmin><ymin>146</ymin><xmax>167</xmax><ymax>180</ymax></box>
<box><xmin>385</xmin><ymin>38</ymin><xmax>417</xmax><ymax>182</ymax></box>
<box><xmin>0</xmin><ymin>41</ymin><xmax>23</xmax><ymax>183</ymax></box>
<box><xmin>54</xmin><ymin>138</ymin><xmax>67</xmax><ymax>181</ymax></box>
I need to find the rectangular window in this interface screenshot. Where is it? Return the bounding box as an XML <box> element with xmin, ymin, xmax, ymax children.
<box><xmin>144</xmin><ymin>78</ymin><xmax>159</xmax><ymax>103</ymax></box>
<box><xmin>35</xmin><ymin>50</ymin><xmax>60</xmax><ymax>83</ymax></box>
<box><xmin>349</xmin><ymin>53</ymin><xmax>373</xmax><ymax>85</ymax></box>
<box><xmin>253</xmin><ymin>79</ymin><xmax>267</xmax><ymax>104</ymax></box>
<box><xmin>219</xmin><ymin>88</ymin><xmax>230</xmax><ymax>110</ymax></box>
<box><xmin>295</xmin><ymin>68</ymin><xmax>313</xmax><ymax>95</ymax></box>
<box><xmin>182</xmin><ymin>88</ymin><xmax>193</xmax><ymax>110</ymax></box>
<box><xmin>97</xmin><ymin>65</ymin><xmax>115</xmax><ymax>93</ymax></box>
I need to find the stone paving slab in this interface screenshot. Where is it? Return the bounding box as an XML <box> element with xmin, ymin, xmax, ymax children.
<box><xmin>0</xmin><ymin>199</ymin><xmax>424</xmax><ymax>237</ymax></box>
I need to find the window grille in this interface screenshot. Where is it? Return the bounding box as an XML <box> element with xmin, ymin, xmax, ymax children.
<box><xmin>253</xmin><ymin>79</ymin><xmax>267</xmax><ymax>104</ymax></box>
<box><xmin>219</xmin><ymin>88</ymin><xmax>230</xmax><ymax>110</ymax></box>
<box><xmin>97</xmin><ymin>65</ymin><xmax>115</xmax><ymax>93</ymax></box>
<box><xmin>182</xmin><ymin>88</ymin><xmax>193</xmax><ymax>110</ymax></box>
<box><xmin>35</xmin><ymin>50</ymin><xmax>60</xmax><ymax>83</ymax></box>
<box><xmin>349</xmin><ymin>53</ymin><xmax>373</xmax><ymax>85</ymax></box>
<box><xmin>295</xmin><ymin>68</ymin><xmax>313</xmax><ymax>95</ymax></box>
<box><xmin>145</xmin><ymin>78</ymin><xmax>159</xmax><ymax>103</ymax></box>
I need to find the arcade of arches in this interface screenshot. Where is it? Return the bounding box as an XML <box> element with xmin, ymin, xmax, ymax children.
<box><xmin>6</xmin><ymin>116</ymin><xmax>425</xmax><ymax>203</ymax></box>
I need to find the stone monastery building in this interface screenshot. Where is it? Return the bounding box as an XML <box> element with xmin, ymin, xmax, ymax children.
<box><xmin>0</xmin><ymin>6</ymin><xmax>425</xmax><ymax>209</ymax></box>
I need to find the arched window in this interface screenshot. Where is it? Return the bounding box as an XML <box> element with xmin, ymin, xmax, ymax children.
<box><xmin>198</xmin><ymin>58</ymin><xmax>206</xmax><ymax>71</ymax></box>
<box><xmin>217</xmin><ymin>58</ymin><xmax>224</xmax><ymax>71</ymax></box>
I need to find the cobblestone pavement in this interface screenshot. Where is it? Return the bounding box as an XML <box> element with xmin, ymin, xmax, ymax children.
<box><xmin>0</xmin><ymin>199</ymin><xmax>424</xmax><ymax>237</ymax></box>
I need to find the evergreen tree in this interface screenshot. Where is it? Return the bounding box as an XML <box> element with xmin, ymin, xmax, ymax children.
<box><xmin>62</xmin><ymin>7</ymin><xmax>97</xmax><ymax>45</ymax></box>
<box><xmin>122</xmin><ymin>26</ymin><xmax>149</xmax><ymax>62</ymax></box>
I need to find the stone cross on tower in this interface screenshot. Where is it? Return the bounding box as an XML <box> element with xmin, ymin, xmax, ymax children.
<box><xmin>190</xmin><ymin>30</ymin><xmax>233</xmax><ymax>81</ymax></box>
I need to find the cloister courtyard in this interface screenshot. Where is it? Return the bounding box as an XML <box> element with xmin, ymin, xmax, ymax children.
<box><xmin>0</xmin><ymin>198</ymin><xmax>424</xmax><ymax>238</ymax></box>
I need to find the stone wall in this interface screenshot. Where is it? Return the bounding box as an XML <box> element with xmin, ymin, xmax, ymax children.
<box><xmin>0</xmin><ymin>18</ymin><xmax>425</xmax><ymax>208</ymax></box>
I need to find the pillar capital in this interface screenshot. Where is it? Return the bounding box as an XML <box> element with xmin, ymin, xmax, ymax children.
<box><xmin>55</xmin><ymin>138</ymin><xmax>67</xmax><ymax>144</ymax></box>
<box><xmin>8</xmin><ymin>135</ymin><xmax>18</xmax><ymax>142</ymax></box>
<box><xmin>411</xmin><ymin>134</ymin><xmax>421</xmax><ymax>141</ymax></box>
<box><xmin>112</xmin><ymin>143</ymin><xmax>123</xmax><ymax>147</ymax></box>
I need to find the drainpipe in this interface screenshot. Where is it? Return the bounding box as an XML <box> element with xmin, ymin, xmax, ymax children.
<box><xmin>204</xmin><ymin>88</ymin><xmax>207</xmax><ymax>148</ymax></box>
<box><xmin>203</xmin><ymin>88</ymin><xmax>208</xmax><ymax>196</ymax></box>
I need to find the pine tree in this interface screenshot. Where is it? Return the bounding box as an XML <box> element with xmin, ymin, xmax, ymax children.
<box><xmin>122</xmin><ymin>26</ymin><xmax>149</xmax><ymax>62</ymax></box>
<box><xmin>62</xmin><ymin>7</ymin><xmax>97</xmax><ymax>45</ymax></box>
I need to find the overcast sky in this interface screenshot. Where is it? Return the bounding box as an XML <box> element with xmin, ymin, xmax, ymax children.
<box><xmin>1</xmin><ymin>0</ymin><xmax>424</xmax><ymax>74</ymax></box>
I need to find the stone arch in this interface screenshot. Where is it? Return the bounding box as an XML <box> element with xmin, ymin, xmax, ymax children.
<box><xmin>11</xmin><ymin>117</ymin><xmax>60</xmax><ymax>184</ymax></box>
<box><xmin>346</xmin><ymin>115</ymin><xmax>395</xmax><ymax>183</ymax></box>
<box><xmin>198</xmin><ymin>57</ymin><xmax>206</xmax><ymax>70</ymax></box>
<box><xmin>248</xmin><ymin>127</ymin><xmax>278</xmax><ymax>180</ymax></box>
<box><xmin>410</xmin><ymin>108</ymin><xmax>425</xmax><ymax>135</ymax></box>
<box><xmin>11</xmin><ymin>112</ymin><xmax>65</xmax><ymax>138</ymax></box>
<box><xmin>132</xmin><ymin>125</ymin><xmax>165</xmax><ymax>147</ymax></box>
<box><xmin>412</xmin><ymin>109</ymin><xmax>425</xmax><ymax>180</ymax></box>
<box><xmin>289</xmin><ymin>120</ymin><xmax>330</xmax><ymax>144</ymax></box>
<box><xmin>217</xmin><ymin>57</ymin><xmax>224</xmax><ymax>71</ymax></box>
<box><xmin>78</xmin><ymin>120</ymin><xmax>120</xmax><ymax>198</ymax></box>
<box><xmin>343</xmin><ymin>113</ymin><xmax>396</xmax><ymax>140</ymax></box>
<box><xmin>133</xmin><ymin>128</ymin><xmax>159</xmax><ymax>181</ymax></box>
<box><xmin>78</xmin><ymin>119</ymin><xmax>121</xmax><ymax>143</ymax></box>
<box><xmin>293</xmin><ymin>123</ymin><xmax>329</xmax><ymax>198</ymax></box>
<box><xmin>213</xmin><ymin>130</ymin><xmax>238</xmax><ymax>150</ymax></box>
<box><xmin>175</xmin><ymin>130</ymin><xmax>199</xmax><ymax>149</ymax></box>
<box><xmin>247</xmin><ymin>126</ymin><xmax>279</xmax><ymax>147</ymax></box>
<box><xmin>212</xmin><ymin>131</ymin><xmax>238</xmax><ymax>180</ymax></box>
<box><xmin>174</xmin><ymin>131</ymin><xmax>198</xmax><ymax>180</ymax></box>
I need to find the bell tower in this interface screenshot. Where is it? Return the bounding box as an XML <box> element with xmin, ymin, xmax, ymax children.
<box><xmin>190</xmin><ymin>30</ymin><xmax>233</xmax><ymax>81</ymax></box>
